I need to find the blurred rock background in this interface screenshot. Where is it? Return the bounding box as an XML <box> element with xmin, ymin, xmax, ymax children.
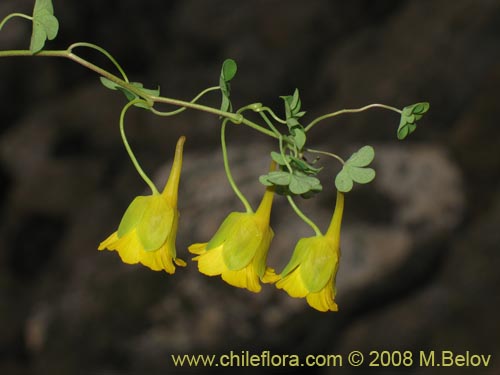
<box><xmin>0</xmin><ymin>0</ymin><xmax>499</xmax><ymax>374</ymax></box>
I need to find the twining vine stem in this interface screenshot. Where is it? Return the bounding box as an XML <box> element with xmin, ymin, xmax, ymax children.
<box><xmin>0</xmin><ymin>48</ymin><xmax>278</xmax><ymax>138</ymax></box>
<box><xmin>0</xmin><ymin>49</ymin><xmax>402</xmax><ymax>139</ymax></box>
<box><xmin>0</xmin><ymin>43</ymin><xmax>423</xmax><ymax>235</ymax></box>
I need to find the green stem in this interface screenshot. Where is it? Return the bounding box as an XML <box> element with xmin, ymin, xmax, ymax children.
<box><xmin>305</xmin><ymin>103</ymin><xmax>402</xmax><ymax>132</ymax></box>
<box><xmin>67</xmin><ymin>42</ymin><xmax>129</xmax><ymax>82</ymax></box>
<box><xmin>151</xmin><ymin>86</ymin><xmax>220</xmax><ymax>116</ymax></box>
<box><xmin>0</xmin><ymin>13</ymin><xmax>32</xmax><ymax>30</ymax></box>
<box><xmin>256</xmin><ymin>106</ymin><xmax>287</xmax><ymax>125</ymax></box>
<box><xmin>286</xmin><ymin>195</ymin><xmax>322</xmax><ymax>236</ymax></box>
<box><xmin>0</xmin><ymin>49</ymin><xmax>279</xmax><ymax>138</ymax></box>
<box><xmin>306</xmin><ymin>148</ymin><xmax>345</xmax><ymax>166</ymax></box>
<box><xmin>279</xmin><ymin>136</ymin><xmax>294</xmax><ymax>173</ymax></box>
<box><xmin>257</xmin><ymin>111</ymin><xmax>281</xmax><ymax>137</ymax></box>
<box><xmin>119</xmin><ymin>99</ymin><xmax>159</xmax><ymax>195</ymax></box>
<box><xmin>221</xmin><ymin>119</ymin><xmax>253</xmax><ymax>213</ymax></box>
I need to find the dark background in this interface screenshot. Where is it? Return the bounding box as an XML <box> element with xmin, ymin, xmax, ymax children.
<box><xmin>1</xmin><ymin>0</ymin><xmax>499</xmax><ymax>374</ymax></box>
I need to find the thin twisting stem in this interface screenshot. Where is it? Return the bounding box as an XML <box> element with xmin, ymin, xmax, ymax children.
<box><xmin>221</xmin><ymin>120</ymin><xmax>253</xmax><ymax>213</ymax></box>
<box><xmin>305</xmin><ymin>103</ymin><xmax>402</xmax><ymax>132</ymax></box>
<box><xmin>258</xmin><ymin>111</ymin><xmax>281</xmax><ymax>137</ymax></box>
<box><xmin>0</xmin><ymin>49</ymin><xmax>279</xmax><ymax>138</ymax></box>
<box><xmin>151</xmin><ymin>86</ymin><xmax>220</xmax><ymax>116</ymax></box>
<box><xmin>286</xmin><ymin>196</ymin><xmax>322</xmax><ymax>236</ymax></box>
<box><xmin>119</xmin><ymin>99</ymin><xmax>159</xmax><ymax>195</ymax></box>
<box><xmin>68</xmin><ymin>42</ymin><xmax>129</xmax><ymax>82</ymax></box>
<box><xmin>306</xmin><ymin>148</ymin><xmax>345</xmax><ymax>166</ymax></box>
<box><xmin>0</xmin><ymin>13</ymin><xmax>32</xmax><ymax>30</ymax></box>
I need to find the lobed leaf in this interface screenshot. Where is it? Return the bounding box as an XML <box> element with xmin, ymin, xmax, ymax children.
<box><xmin>347</xmin><ymin>166</ymin><xmax>375</xmax><ymax>184</ymax></box>
<box><xmin>264</xmin><ymin>171</ymin><xmax>292</xmax><ymax>186</ymax></box>
<box><xmin>30</xmin><ymin>0</ymin><xmax>59</xmax><ymax>53</ymax></box>
<box><xmin>345</xmin><ymin>145</ymin><xmax>374</xmax><ymax>167</ymax></box>
<box><xmin>335</xmin><ymin>169</ymin><xmax>353</xmax><ymax>193</ymax></box>
<box><xmin>397</xmin><ymin>102</ymin><xmax>430</xmax><ymax>140</ymax></box>
<box><xmin>335</xmin><ymin>145</ymin><xmax>376</xmax><ymax>192</ymax></box>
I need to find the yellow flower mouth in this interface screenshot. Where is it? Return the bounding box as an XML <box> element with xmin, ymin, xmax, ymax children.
<box><xmin>99</xmin><ymin>229</ymin><xmax>186</xmax><ymax>274</ymax></box>
<box><xmin>190</xmin><ymin>242</ymin><xmax>278</xmax><ymax>293</ymax></box>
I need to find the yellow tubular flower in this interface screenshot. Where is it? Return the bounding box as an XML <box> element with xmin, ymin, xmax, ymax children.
<box><xmin>98</xmin><ymin>136</ymin><xmax>187</xmax><ymax>274</ymax></box>
<box><xmin>276</xmin><ymin>191</ymin><xmax>345</xmax><ymax>312</ymax></box>
<box><xmin>189</xmin><ymin>187</ymin><xmax>279</xmax><ymax>293</ymax></box>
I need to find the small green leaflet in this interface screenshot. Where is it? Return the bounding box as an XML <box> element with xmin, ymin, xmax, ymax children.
<box><xmin>397</xmin><ymin>102</ymin><xmax>430</xmax><ymax>140</ymax></box>
<box><xmin>259</xmin><ymin>170</ymin><xmax>322</xmax><ymax>197</ymax></box>
<box><xmin>280</xmin><ymin>89</ymin><xmax>306</xmax><ymax>122</ymax></box>
<box><xmin>292</xmin><ymin>128</ymin><xmax>306</xmax><ymax>150</ymax></box>
<box><xmin>270</xmin><ymin>151</ymin><xmax>291</xmax><ymax>166</ymax></box>
<box><xmin>100</xmin><ymin>77</ymin><xmax>160</xmax><ymax>108</ymax></box>
<box><xmin>280</xmin><ymin>89</ymin><xmax>307</xmax><ymax>151</ymax></box>
<box><xmin>219</xmin><ymin>59</ymin><xmax>237</xmax><ymax>112</ymax></box>
<box><xmin>30</xmin><ymin>0</ymin><xmax>59</xmax><ymax>53</ymax></box>
<box><xmin>335</xmin><ymin>145</ymin><xmax>376</xmax><ymax>193</ymax></box>
<box><xmin>289</xmin><ymin>172</ymin><xmax>322</xmax><ymax>195</ymax></box>
<box><xmin>260</xmin><ymin>171</ymin><xmax>291</xmax><ymax>186</ymax></box>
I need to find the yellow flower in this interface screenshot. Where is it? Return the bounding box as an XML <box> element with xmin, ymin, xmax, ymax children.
<box><xmin>98</xmin><ymin>136</ymin><xmax>187</xmax><ymax>274</ymax></box>
<box><xmin>276</xmin><ymin>191</ymin><xmax>345</xmax><ymax>312</ymax></box>
<box><xmin>189</xmin><ymin>187</ymin><xmax>279</xmax><ymax>292</ymax></box>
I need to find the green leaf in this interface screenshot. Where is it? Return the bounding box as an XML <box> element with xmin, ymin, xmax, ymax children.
<box><xmin>293</xmin><ymin>128</ymin><xmax>306</xmax><ymax>150</ymax></box>
<box><xmin>122</xmin><ymin>82</ymin><xmax>160</xmax><ymax>108</ymax></box>
<box><xmin>409</xmin><ymin>102</ymin><xmax>430</xmax><ymax>115</ymax></box>
<box><xmin>335</xmin><ymin>168</ymin><xmax>353</xmax><ymax>193</ymax></box>
<box><xmin>346</xmin><ymin>145</ymin><xmax>375</xmax><ymax>167</ymax></box>
<box><xmin>287</xmin><ymin>117</ymin><xmax>300</xmax><ymax>128</ymax></box>
<box><xmin>397</xmin><ymin>124</ymin><xmax>410</xmax><ymax>140</ymax></box>
<box><xmin>30</xmin><ymin>0</ymin><xmax>59</xmax><ymax>53</ymax></box>
<box><xmin>335</xmin><ymin>145</ymin><xmax>376</xmax><ymax>191</ymax></box>
<box><xmin>300</xmin><ymin>183</ymin><xmax>323</xmax><ymax>199</ymax></box>
<box><xmin>290</xmin><ymin>156</ymin><xmax>322</xmax><ymax>174</ymax></box>
<box><xmin>221</xmin><ymin>59</ymin><xmax>237</xmax><ymax>82</ymax></box>
<box><xmin>259</xmin><ymin>175</ymin><xmax>274</xmax><ymax>186</ymax></box>
<box><xmin>100</xmin><ymin>76</ymin><xmax>119</xmax><ymax>90</ymax></box>
<box><xmin>219</xmin><ymin>59</ymin><xmax>237</xmax><ymax>112</ymax></box>
<box><xmin>270</xmin><ymin>151</ymin><xmax>290</xmax><ymax>166</ymax></box>
<box><xmin>289</xmin><ymin>174</ymin><xmax>320</xmax><ymax>195</ymax></box>
<box><xmin>265</xmin><ymin>171</ymin><xmax>292</xmax><ymax>186</ymax></box>
<box><xmin>397</xmin><ymin>102</ymin><xmax>430</xmax><ymax>140</ymax></box>
<box><xmin>290</xmin><ymin>89</ymin><xmax>300</xmax><ymax>111</ymax></box>
<box><xmin>99</xmin><ymin>77</ymin><xmax>159</xmax><ymax>108</ymax></box>
<box><xmin>347</xmin><ymin>166</ymin><xmax>376</xmax><ymax>184</ymax></box>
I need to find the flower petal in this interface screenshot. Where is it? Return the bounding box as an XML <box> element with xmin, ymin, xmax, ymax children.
<box><xmin>261</xmin><ymin>267</ymin><xmax>280</xmax><ymax>284</ymax></box>
<box><xmin>188</xmin><ymin>243</ymin><xmax>208</xmax><ymax>255</ymax></box>
<box><xmin>98</xmin><ymin>229</ymin><xmax>181</xmax><ymax>274</ymax></box>
<box><xmin>276</xmin><ymin>267</ymin><xmax>308</xmax><ymax>298</ymax></box>
<box><xmin>193</xmin><ymin>245</ymin><xmax>226</xmax><ymax>276</ymax></box>
<box><xmin>306</xmin><ymin>278</ymin><xmax>338</xmax><ymax>312</ymax></box>
<box><xmin>222</xmin><ymin>266</ymin><xmax>261</xmax><ymax>293</ymax></box>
